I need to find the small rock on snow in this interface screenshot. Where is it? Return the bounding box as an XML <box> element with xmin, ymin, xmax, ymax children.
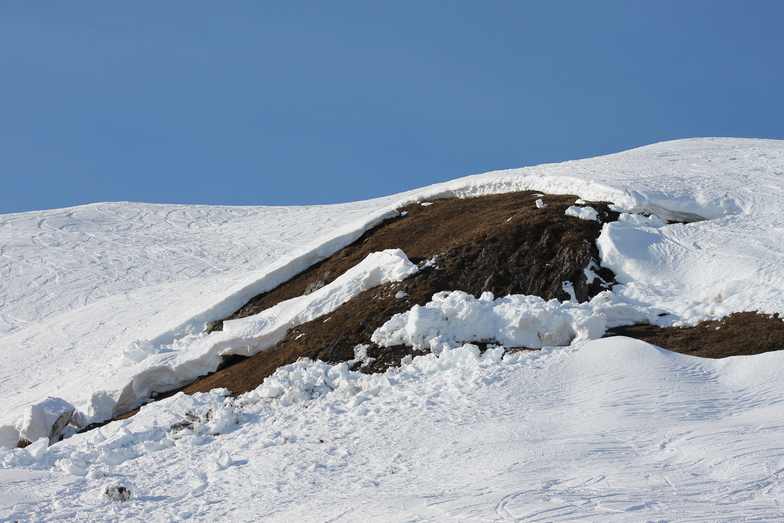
<box><xmin>102</xmin><ymin>483</ymin><xmax>131</xmax><ymax>502</ymax></box>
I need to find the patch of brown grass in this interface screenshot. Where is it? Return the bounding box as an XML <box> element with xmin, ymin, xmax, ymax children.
<box><xmin>607</xmin><ymin>312</ymin><xmax>784</xmax><ymax>358</ymax></box>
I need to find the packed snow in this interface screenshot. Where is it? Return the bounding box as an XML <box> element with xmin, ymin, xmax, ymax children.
<box><xmin>2</xmin><ymin>137</ymin><xmax>784</xmax><ymax>520</ymax></box>
<box><xmin>370</xmin><ymin>290</ymin><xmax>656</xmax><ymax>352</ymax></box>
<box><xmin>3</xmin><ymin>339</ymin><xmax>784</xmax><ymax>521</ymax></box>
<box><xmin>564</xmin><ymin>204</ymin><xmax>599</xmax><ymax>221</ymax></box>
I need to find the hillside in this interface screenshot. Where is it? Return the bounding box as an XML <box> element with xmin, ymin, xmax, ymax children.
<box><xmin>175</xmin><ymin>191</ymin><xmax>783</xmax><ymax>403</ymax></box>
<box><xmin>178</xmin><ymin>191</ymin><xmax>618</xmax><ymax>399</ymax></box>
<box><xmin>2</xmin><ymin>138</ymin><xmax>784</xmax><ymax>521</ymax></box>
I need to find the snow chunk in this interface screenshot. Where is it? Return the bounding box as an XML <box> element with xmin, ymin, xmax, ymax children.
<box><xmin>25</xmin><ymin>437</ymin><xmax>49</xmax><ymax>461</ymax></box>
<box><xmin>371</xmin><ymin>290</ymin><xmax>655</xmax><ymax>352</ymax></box>
<box><xmin>0</xmin><ymin>425</ymin><xmax>20</xmax><ymax>449</ymax></box>
<box><xmin>561</xmin><ymin>281</ymin><xmax>577</xmax><ymax>302</ymax></box>
<box><xmin>583</xmin><ymin>260</ymin><xmax>606</xmax><ymax>287</ymax></box>
<box><xmin>17</xmin><ymin>397</ymin><xmax>75</xmax><ymax>446</ymax></box>
<box><xmin>535</xmin><ymin>199</ymin><xmax>548</xmax><ymax>208</ymax></box>
<box><xmin>212</xmin><ymin>452</ymin><xmax>233</xmax><ymax>471</ymax></box>
<box><xmin>216</xmin><ymin>249</ymin><xmax>418</xmax><ymax>357</ymax></box>
<box><xmin>616</xmin><ymin>212</ymin><xmax>667</xmax><ymax>228</ymax></box>
<box><xmin>419</xmin><ymin>256</ymin><xmax>440</xmax><ymax>270</ymax></box>
<box><xmin>565</xmin><ymin>205</ymin><xmax>599</xmax><ymax>222</ymax></box>
<box><xmin>350</xmin><ymin>344</ymin><xmax>376</xmax><ymax>369</ymax></box>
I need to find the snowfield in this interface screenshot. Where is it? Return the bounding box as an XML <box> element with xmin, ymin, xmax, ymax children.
<box><xmin>2</xmin><ymin>137</ymin><xmax>784</xmax><ymax>520</ymax></box>
<box><xmin>4</xmin><ymin>339</ymin><xmax>784</xmax><ymax>521</ymax></box>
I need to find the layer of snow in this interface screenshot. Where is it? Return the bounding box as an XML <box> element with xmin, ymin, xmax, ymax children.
<box><xmin>17</xmin><ymin>398</ymin><xmax>75</xmax><ymax>446</ymax></box>
<box><xmin>3</xmin><ymin>138</ymin><xmax>784</xmax><ymax>432</ymax></box>
<box><xmin>3</xmin><ymin>339</ymin><xmax>784</xmax><ymax>521</ymax></box>
<box><xmin>2</xmin><ymin>137</ymin><xmax>784</xmax><ymax>520</ymax></box>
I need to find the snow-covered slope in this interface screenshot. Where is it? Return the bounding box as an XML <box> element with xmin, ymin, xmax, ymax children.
<box><xmin>5</xmin><ymin>338</ymin><xmax>784</xmax><ymax>521</ymax></box>
<box><xmin>2</xmin><ymin>137</ymin><xmax>784</xmax><ymax>520</ymax></box>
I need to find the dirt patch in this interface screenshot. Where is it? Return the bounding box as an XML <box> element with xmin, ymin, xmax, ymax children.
<box><xmin>607</xmin><ymin>312</ymin><xmax>784</xmax><ymax>358</ymax></box>
<box><xmin>183</xmin><ymin>192</ymin><xmax>618</xmax><ymax>396</ymax></box>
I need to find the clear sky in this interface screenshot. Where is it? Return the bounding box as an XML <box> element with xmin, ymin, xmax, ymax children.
<box><xmin>1</xmin><ymin>1</ymin><xmax>783</xmax><ymax>214</ymax></box>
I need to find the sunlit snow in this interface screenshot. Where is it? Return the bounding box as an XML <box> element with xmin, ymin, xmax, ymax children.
<box><xmin>2</xmin><ymin>138</ymin><xmax>784</xmax><ymax>521</ymax></box>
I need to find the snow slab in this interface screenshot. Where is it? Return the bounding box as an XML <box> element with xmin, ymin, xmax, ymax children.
<box><xmin>565</xmin><ymin>204</ymin><xmax>599</xmax><ymax>221</ymax></box>
<box><xmin>17</xmin><ymin>397</ymin><xmax>76</xmax><ymax>446</ymax></box>
<box><xmin>2</xmin><ymin>136</ymin><xmax>784</xmax><ymax>441</ymax></box>
<box><xmin>3</xmin><ymin>338</ymin><xmax>784</xmax><ymax>521</ymax></box>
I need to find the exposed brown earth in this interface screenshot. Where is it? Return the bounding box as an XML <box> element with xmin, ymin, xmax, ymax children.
<box><xmin>607</xmin><ymin>312</ymin><xmax>784</xmax><ymax>358</ymax></box>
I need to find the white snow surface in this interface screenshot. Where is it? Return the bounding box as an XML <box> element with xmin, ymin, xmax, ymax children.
<box><xmin>3</xmin><ymin>339</ymin><xmax>784</xmax><ymax>521</ymax></box>
<box><xmin>3</xmin><ymin>137</ymin><xmax>784</xmax><ymax>520</ymax></box>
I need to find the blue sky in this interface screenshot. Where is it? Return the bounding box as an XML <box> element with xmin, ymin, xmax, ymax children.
<box><xmin>1</xmin><ymin>1</ymin><xmax>783</xmax><ymax>214</ymax></box>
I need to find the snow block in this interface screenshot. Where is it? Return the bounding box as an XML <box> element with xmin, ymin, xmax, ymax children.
<box><xmin>26</xmin><ymin>437</ymin><xmax>50</xmax><ymax>461</ymax></box>
<box><xmin>17</xmin><ymin>397</ymin><xmax>76</xmax><ymax>446</ymax></box>
<box><xmin>565</xmin><ymin>205</ymin><xmax>599</xmax><ymax>222</ymax></box>
<box><xmin>0</xmin><ymin>424</ymin><xmax>20</xmax><ymax>449</ymax></box>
